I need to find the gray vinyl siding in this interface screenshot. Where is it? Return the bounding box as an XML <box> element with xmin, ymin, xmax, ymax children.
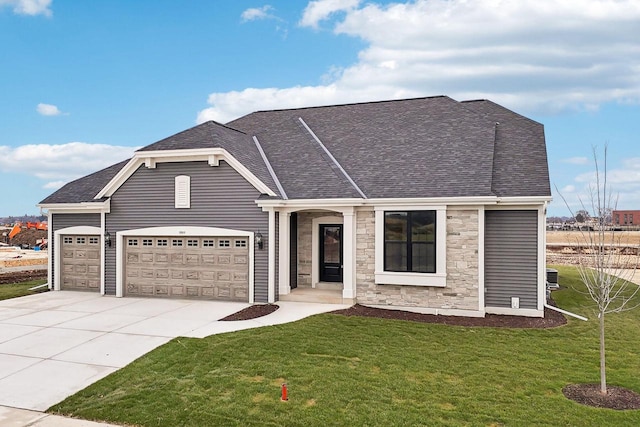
<box><xmin>484</xmin><ymin>210</ymin><xmax>538</xmax><ymax>309</ymax></box>
<box><xmin>50</xmin><ymin>213</ymin><xmax>101</xmax><ymax>288</ymax></box>
<box><xmin>104</xmin><ymin>161</ymin><xmax>269</xmax><ymax>301</ymax></box>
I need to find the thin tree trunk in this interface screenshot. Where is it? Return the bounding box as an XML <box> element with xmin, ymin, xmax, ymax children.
<box><xmin>600</xmin><ymin>312</ymin><xmax>607</xmax><ymax>394</ymax></box>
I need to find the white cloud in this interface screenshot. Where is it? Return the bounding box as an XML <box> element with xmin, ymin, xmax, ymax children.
<box><xmin>561</xmin><ymin>185</ymin><xmax>576</xmax><ymax>193</ymax></box>
<box><xmin>36</xmin><ymin>103</ymin><xmax>64</xmax><ymax>116</ymax></box>
<box><xmin>0</xmin><ymin>142</ymin><xmax>138</xmax><ymax>189</ymax></box>
<box><xmin>199</xmin><ymin>0</ymin><xmax>640</xmax><ymax>123</ymax></box>
<box><xmin>299</xmin><ymin>0</ymin><xmax>360</xmax><ymax>28</ymax></box>
<box><xmin>43</xmin><ymin>180</ymin><xmax>66</xmax><ymax>189</ymax></box>
<box><xmin>0</xmin><ymin>0</ymin><xmax>52</xmax><ymax>16</ymax></box>
<box><xmin>241</xmin><ymin>5</ymin><xmax>277</xmax><ymax>22</ymax></box>
<box><xmin>562</xmin><ymin>157</ymin><xmax>589</xmax><ymax>165</ymax></box>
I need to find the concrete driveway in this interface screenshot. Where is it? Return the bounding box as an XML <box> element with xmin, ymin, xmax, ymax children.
<box><xmin>0</xmin><ymin>291</ymin><xmax>348</xmax><ymax>412</ymax></box>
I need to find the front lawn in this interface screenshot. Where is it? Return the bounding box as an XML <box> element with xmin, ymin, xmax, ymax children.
<box><xmin>49</xmin><ymin>266</ymin><xmax>640</xmax><ymax>426</ymax></box>
<box><xmin>0</xmin><ymin>280</ymin><xmax>48</xmax><ymax>301</ymax></box>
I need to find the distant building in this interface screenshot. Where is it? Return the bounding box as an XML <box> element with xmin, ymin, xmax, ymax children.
<box><xmin>612</xmin><ymin>210</ymin><xmax>640</xmax><ymax>226</ymax></box>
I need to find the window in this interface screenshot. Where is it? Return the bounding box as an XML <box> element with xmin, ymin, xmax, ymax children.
<box><xmin>187</xmin><ymin>239</ymin><xmax>199</xmax><ymax>247</ymax></box>
<box><xmin>203</xmin><ymin>239</ymin><xmax>215</xmax><ymax>247</ymax></box>
<box><xmin>219</xmin><ymin>240</ymin><xmax>230</xmax><ymax>248</ymax></box>
<box><xmin>384</xmin><ymin>211</ymin><xmax>436</xmax><ymax>273</ymax></box>
<box><xmin>63</xmin><ymin>237</ymin><xmax>73</xmax><ymax>244</ymax></box>
<box><xmin>142</xmin><ymin>239</ymin><xmax>153</xmax><ymax>246</ymax></box>
<box><xmin>157</xmin><ymin>239</ymin><xmax>168</xmax><ymax>247</ymax></box>
<box><xmin>89</xmin><ymin>237</ymin><xmax>99</xmax><ymax>244</ymax></box>
<box><xmin>128</xmin><ymin>239</ymin><xmax>138</xmax><ymax>247</ymax></box>
<box><xmin>76</xmin><ymin>237</ymin><xmax>86</xmax><ymax>244</ymax></box>
<box><xmin>631</xmin><ymin>214</ymin><xmax>634</xmax><ymax>225</ymax></box>
<box><xmin>624</xmin><ymin>214</ymin><xmax>628</xmax><ymax>224</ymax></box>
<box><xmin>374</xmin><ymin>206</ymin><xmax>446</xmax><ymax>287</ymax></box>
<box><xmin>172</xmin><ymin>239</ymin><xmax>183</xmax><ymax>247</ymax></box>
<box><xmin>235</xmin><ymin>239</ymin><xmax>247</xmax><ymax>248</ymax></box>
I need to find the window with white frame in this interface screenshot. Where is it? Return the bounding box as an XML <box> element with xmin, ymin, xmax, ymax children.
<box><xmin>63</xmin><ymin>236</ymin><xmax>73</xmax><ymax>244</ymax></box>
<box><xmin>375</xmin><ymin>207</ymin><xmax>446</xmax><ymax>287</ymax></box>
<box><xmin>128</xmin><ymin>238</ymin><xmax>138</xmax><ymax>246</ymax></box>
<box><xmin>187</xmin><ymin>239</ymin><xmax>199</xmax><ymax>247</ymax></box>
<box><xmin>142</xmin><ymin>239</ymin><xmax>153</xmax><ymax>246</ymax></box>
<box><xmin>89</xmin><ymin>237</ymin><xmax>99</xmax><ymax>244</ymax></box>
<box><xmin>76</xmin><ymin>237</ymin><xmax>86</xmax><ymax>244</ymax></box>
<box><xmin>172</xmin><ymin>239</ymin><xmax>183</xmax><ymax>247</ymax></box>
<box><xmin>157</xmin><ymin>239</ymin><xmax>168</xmax><ymax>247</ymax></box>
<box><xmin>219</xmin><ymin>240</ymin><xmax>230</xmax><ymax>248</ymax></box>
<box><xmin>235</xmin><ymin>239</ymin><xmax>247</xmax><ymax>248</ymax></box>
<box><xmin>203</xmin><ymin>239</ymin><xmax>215</xmax><ymax>247</ymax></box>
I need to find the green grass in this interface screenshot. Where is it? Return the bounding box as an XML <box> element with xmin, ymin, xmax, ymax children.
<box><xmin>49</xmin><ymin>266</ymin><xmax>640</xmax><ymax>426</ymax></box>
<box><xmin>0</xmin><ymin>279</ymin><xmax>48</xmax><ymax>301</ymax></box>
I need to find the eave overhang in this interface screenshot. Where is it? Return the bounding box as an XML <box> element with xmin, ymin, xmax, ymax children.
<box><xmin>95</xmin><ymin>148</ymin><xmax>278</xmax><ymax>199</ymax></box>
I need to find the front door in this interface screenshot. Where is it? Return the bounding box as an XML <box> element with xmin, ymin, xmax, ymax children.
<box><xmin>320</xmin><ymin>224</ymin><xmax>343</xmax><ymax>282</ymax></box>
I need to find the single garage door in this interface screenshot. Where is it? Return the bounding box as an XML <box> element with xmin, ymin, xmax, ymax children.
<box><xmin>61</xmin><ymin>235</ymin><xmax>101</xmax><ymax>291</ymax></box>
<box><xmin>125</xmin><ymin>236</ymin><xmax>249</xmax><ymax>301</ymax></box>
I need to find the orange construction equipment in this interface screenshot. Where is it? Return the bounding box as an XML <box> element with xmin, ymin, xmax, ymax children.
<box><xmin>8</xmin><ymin>223</ymin><xmax>21</xmax><ymax>240</ymax></box>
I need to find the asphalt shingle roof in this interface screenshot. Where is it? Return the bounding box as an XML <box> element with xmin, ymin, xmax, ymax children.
<box><xmin>40</xmin><ymin>96</ymin><xmax>551</xmax><ymax>205</ymax></box>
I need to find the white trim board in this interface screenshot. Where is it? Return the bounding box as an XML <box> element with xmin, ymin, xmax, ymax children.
<box><xmin>96</xmin><ymin>148</ymin><xmax>277</xmax><ymax>200</ymax></box>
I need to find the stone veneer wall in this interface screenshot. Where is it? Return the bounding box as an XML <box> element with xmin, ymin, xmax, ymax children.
<box><xmin>355</xmin><ymin>208</ymin><xmax>480</xmax><ymax>311</ymax></box>
<box><xmin>296</xmin><ymin>212</ymin><xmax>338</xmax><ymax>287</ymax></box>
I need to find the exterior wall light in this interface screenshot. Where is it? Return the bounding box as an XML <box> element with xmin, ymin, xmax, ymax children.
<box><xmin>255</xmin><ymin>232</ymin><xmax>263</xmax><ymax>250</ymax></box>
<box><xmin>105</xmin><ymin>231</ymin><xmax>112</xmax><ymax>248</ymax></box>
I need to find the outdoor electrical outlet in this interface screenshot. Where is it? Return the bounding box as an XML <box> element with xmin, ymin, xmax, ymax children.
<box><xmin>511</xmin><ymin>297</ymin><xmax>520</xmax><ymax>309</ymax></box>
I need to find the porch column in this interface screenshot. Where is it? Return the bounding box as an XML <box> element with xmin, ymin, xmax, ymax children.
<box><xmin>268</xmin><ymin>208</ymin><xmax>276</xmax><ymax>303</ymax></box>
<box><xmin>278</xmin><ymin>211</ymin><xmax>291</xmax><ymax>295</ymax></box>
<box><xmin>342</xmin><ymin>208</ymin><xmax>356</xmax><ymax>299</ymax></box>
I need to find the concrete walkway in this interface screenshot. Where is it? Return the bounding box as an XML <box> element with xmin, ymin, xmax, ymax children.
<box><xmin>0</xmin><ymin>291</ymin><xmax>349</xmax><ymax>426</ymax></box>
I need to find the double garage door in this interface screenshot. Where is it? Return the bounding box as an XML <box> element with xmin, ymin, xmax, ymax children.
<box><xmin>125</xmin><ymin>236</ymin><xmax>249</xmax><ymax>301</ymax></box>
<box><xmin>61</xmin><ymin>235</ymin><xmax>101</xmax><ymax>291</ymax></box>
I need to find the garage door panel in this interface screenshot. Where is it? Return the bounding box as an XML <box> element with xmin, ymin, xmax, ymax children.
<box><xmin>125</xmin><ymin>236</ymin><xmax>249</xmax><ymax>301</ymax></box>
<box><xmin>60</xmin><ymin>234</ymin><xmax>101</xmax><ymax>292</ymax></box>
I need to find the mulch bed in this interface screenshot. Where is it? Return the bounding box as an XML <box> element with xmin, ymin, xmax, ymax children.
<box><xmin>220</xmin><ymin>304</ymin><xmax>279</xmax><ymax>321</ymax></box>
<box><xmin>329</xmin><ymin>303</ymin><xmax>567</xmax><ymax>328</ymax></box>
<box><xmin>563</xmin><ymin>384</ymin><xmax>640</xmax><ymax>410</ymax></box>
<box><xmin>0</xmin><ymin>269</ymin><xmax>48</xmax><ymax>285</ymax></box>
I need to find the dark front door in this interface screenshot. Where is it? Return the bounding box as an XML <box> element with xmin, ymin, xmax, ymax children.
<box><xmin>320</xmin><ymin>224</ymin><xmax>343</xmax><ymax>282</ymax></box>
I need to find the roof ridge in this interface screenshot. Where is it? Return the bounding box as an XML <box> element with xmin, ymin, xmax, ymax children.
<box><xmin>252</xmin><ymin>95</ymin><xmax>451</xmax><ymax>115</ymax></box>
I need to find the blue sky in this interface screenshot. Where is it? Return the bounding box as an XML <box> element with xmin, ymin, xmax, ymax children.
<box><xmin>1</xmin><ymin>0</ymin><xmax>639</xmax><ymax>218</ymax></box>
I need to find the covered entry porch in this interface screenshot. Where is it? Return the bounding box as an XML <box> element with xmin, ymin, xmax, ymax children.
<box><xmin>268</xmin><ymin>204</ymin><xmax>359</xmax><ymax>305</ymax></box>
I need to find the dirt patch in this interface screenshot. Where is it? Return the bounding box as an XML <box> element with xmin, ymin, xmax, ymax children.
<box><xmin>329</xmin><ymin>303</ymin><xmax>567</xmax><ymax>328</ymax></box>
<box><xmin>563</xmin><ymin>384</ymin><xmax>640</xmax><ymax>410</ymax></box>
<box><xmin>220</xmin><ymin>304</ymin><xmax>279</xmax><ymax>321</ymax></box>
<box><xmin>547</xmin><ymin>231</ymin><xmax>640</xmax><ymax>245</ymax></box>
<box><xmin>0</xmin><ymin>269</ymin><xmax>47</xmax><ymax>285</ymax></box>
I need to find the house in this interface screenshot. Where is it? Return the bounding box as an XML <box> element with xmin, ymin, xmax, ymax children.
<box><xmin>38</xmin><ymin>96</ymin><xmax>551</xmax><ymax>317</ymax></box>
<box><xmin>613</xmin><ymin>210</ymin><xmax>640</xmax><ymax>228</ymax></box>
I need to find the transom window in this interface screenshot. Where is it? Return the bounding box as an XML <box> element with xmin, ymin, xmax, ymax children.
<box><xmin>384</xmin><ymin>211</ymin><xmax>436</xmax><ymax>273</ymax></box>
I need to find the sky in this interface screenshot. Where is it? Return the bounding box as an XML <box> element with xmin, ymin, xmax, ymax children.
<box><xmin>1</xmin><ymin>0</ymin><xmax>639</xmax><ymax>218</ymax></box>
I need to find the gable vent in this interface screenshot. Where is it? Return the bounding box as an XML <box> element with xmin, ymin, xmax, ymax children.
<box><xmin>175</xmin><ymin>175</ymin><xmax>191</xmax><ymax>208</ymax></box>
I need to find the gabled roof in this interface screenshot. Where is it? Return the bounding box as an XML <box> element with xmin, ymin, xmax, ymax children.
<box><xmin>40</xmin><ymin>96</ymin><xmax>551</xmax><ymax>206</ymax></box>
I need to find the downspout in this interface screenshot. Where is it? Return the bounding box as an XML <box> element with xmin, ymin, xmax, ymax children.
<box><xmin>544</xmin><ymin>302</ymin><xmax>588</xmax><ymax>321</ymax></box>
